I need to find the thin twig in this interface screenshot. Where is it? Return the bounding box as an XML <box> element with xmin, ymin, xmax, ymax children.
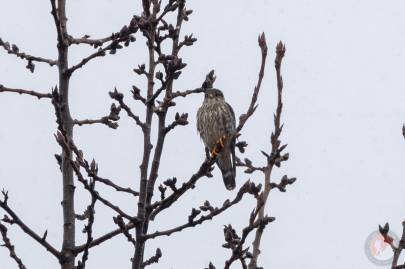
<box><xmin>113</xmin><ymin>215</ymin><xmax>136</xmax><ymax>246</ymax></box>
<box><xmin>224</xmin><ymin>216</ymin><xmax>274</xmax><ymax>269</ymax></box>
<box><xmin>236</xmin><ymin>157</ymin><xmax>265</xmax><ymax>174</ymax></box>
<box><xmin>142</xmin><ymin>248</ymin><xmax>162</xmax><ymax>267</ymax></box>
<box><xmin>171</xmin><ymin>88</ymin><xmax>205</xmax><ymax>99</ymax></box>
<box><xmin>76</xmin><ymin>194</ymin><xmax>96</xmax><ymax>269</ymax></box>
<box><xmin>149</xmin><ymin>156</ymin><xmax>216</xmax><ymax>220</ymax></box>
<box><xmin>0</xmin><ymin>222</ymin><xmax>27</xmax><ymax>269</ymax></box>
<box><xmin>91</xmin><ymin>176</ymin><xmax>139</xmax><ymax>196</ymax></box>
<box><xmin>0</xmin><ymin>37</ymin><xmax>57</xmax><ymax>69</ymax></box>
<box><xmin>164</xmin><ymin>112</ymin><xmax>188</xmax><ymax>134</ymax></box>
<box><xmin>53</xmin><ymin>130</ymin><xmax>139</xmax><ymax>224</ymax></box>
<box><xmin>0</xmin><ymin>191</ymin><xmax>61</xmax><ymax>259</ymax></box>
<box><xmin>68</xmin><ymin>35</ymin><xmax>114</xmax><ymax>47</ymax></box>
<box><xmin>74</xmin><ymin>117</ymin><xmax>118</xmax><ymax>129</ymax></box>
<box><xmin>67</xmin><ymin>25</ymin><xmax>138</xmax><ymax>74</ymax></box>
<box><xmin>145</xmin><ymin>180</ymin><xmax>259</xmax><ymax>240</ymax></box>
<box><xmin>74</xmin><ymin>222</ymin><xmax>135</xmax><ymax>254</ymax></box>
<box><xmin>68</xmin><ymin>151</ymin><xmax>139</xmax><ymax>223</ymax></box>
<box><xmin>67</xmin><ymin>46</ymin><xmax>109</xmax><ymax>75</ymax></box>
<box><xmin>109</xmin><ymin>88</ymin><xmax>146</xmax><ymax>129</ymax></box>
<box><xmin>74</xmin><ymin>103</ymin><xmax>121</xmax><ymax>129</ymax></box>
<box><xmin>0</xmin><ymin>84</ymin><xmax>52</xmax><ymax>99</ymax></box>
<box><xmin>236</xmin><ymin>33</ymin><xmax>268</xmax><ymax>134</ymax></box>
<box><xmin>72</xmin><ymin>162</ymin><xmax>137</xmax><ymax>223</ymax></box>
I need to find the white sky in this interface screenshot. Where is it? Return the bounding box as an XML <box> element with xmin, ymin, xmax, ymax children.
<box><xmin>1</xmin><ymin>0</ymin><xmax>405</xmax><ymax>268</ymax></box>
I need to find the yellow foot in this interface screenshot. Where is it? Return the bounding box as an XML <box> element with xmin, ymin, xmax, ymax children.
<box><xmin>210</xmin><ymin>148</ymin><xmax>219</xmax><ymax>157</ymax></box>
<box><xmin>218</xmin><ymin>135</ymin><xmax>226</xmax><ymax>148</ymax></box>
<box><xmin>210</xmin><ymin>135</ymin><xmax>226</xmax><ymax>157</ymax></box>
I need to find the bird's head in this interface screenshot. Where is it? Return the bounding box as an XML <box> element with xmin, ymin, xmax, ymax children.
<box><xmin>204</xmin><ymin>88</ymin><xmax>224</xmax><ymax>104</ymax></box>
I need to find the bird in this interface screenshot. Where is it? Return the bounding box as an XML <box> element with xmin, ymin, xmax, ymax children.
<box><xmin>197</xmin><ymin>88</ymin><xmax>236</xmax><ymax>190</ymax></box>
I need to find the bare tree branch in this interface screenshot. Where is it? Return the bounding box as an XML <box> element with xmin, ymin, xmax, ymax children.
<box><xmin>91</xmin><ymin>176</ymin><xmax>139</xmax><ymax>197</ymax></box>
<box><xmin>164</xmin><ymin>112</ymin><xmax>188</xmax><ymax>134</ymax></box>
<box><xmin>0</xmin><ymin>190</ymin><xmax>61</xmax><ymax>259</ymax></box>
<box><xmin>0</xmin><ymin>84</ymin><xmax>52</xmax><ymax>99</ymax></box>
<box><xmin>0</xmin><ymin>37</ymin><xmax>57</xmax><ymax>71</ymax></box>
<box><xmin>248</xmin><ymin>41</ymin><xmax>290</xmax><ymax>269</ymax></box>
<box><xmin>67</xmin><ymin>20</ymin><xmax>138</xmax><ymax>75</ymax></box>
<box><xmin>74</xmin><ymin>222</ymin><xmax>135</xmax><ymax>254</ymax></box>
<box><xmin>49</xmin><ymin>0</ymin><xmax>64</xmax><ymax>46</ymax></box>
<box><xmin>56</xmin><ymin>132</ymin><xmax>141</xmax><ymax>221</ymax></box>
<box><xmin>0</xmin><ymin>222</ymin><xmax>27</xmax><ymax>269</ymax></box>
<box><xmin>76</xmin><ymin>194</ymin><xmax>96</xmax><ymax>269</ymax></box>
<box><xmin>236</xmin><ymin>157</ymin><xmax>265</xmax><ymax>174</ymax></box>
<box><xmin>133</xmin><ymin>3</ymin><xmax>160</xmax><ymax>267</ymax></box>
<box><xmin>145</xmin><ymin>180</ymin><xmax>260</xmax><ymax>240</ymax></box>
<box><xmin>49</xmin><ymin>0</ymin><xmax>77</xmax><ymax>268</ymax></box>
<box><xmin>142</xmin><ymin>248</ymin><xmax>162</xmax><ymax>267</ymax></box>
<box><xmin>74</xmin><ymin>118</ymin><xmax>118</xmax><ymax>129</ymax></box>
<box><xmin>236</xmin><ymin>33</ymin><xmax>268</xmax><ymax>134</ymax></box>
<box><xmin>223</xmin><ymin>215</ymin><xmax>275</xmax><ymax>269</ymax></box>
<box><xmin>73</xmin><ymin>103</ymin><xmax>121</xmax><ymax>130</ymax></box>
<box><xmin>149</xmin><ymin>156</ymin><xmax>216</xmax><ymax>220</ymax></box>
<box><xmin>67</xmin><ymin>41</ymin><xmax>122</xmax><ymax>75</ymax></box>
<box><xmin>113</xmin><ymin>215</ymin><xmax>136</xmax><ymax>246</ymax></box>
<box><xmin>54</xmin><ymin>135</ymin><xmax>139</xmax><ymax>224</ymax></box>
<box><xmin>109</xmin><ymin>88</ymin><xmax>146</xmax><ymax>129</ymax></box>
<box><xmin>171</xmin><ymin>87</ymin><xmax>205</xmax><ymax>99</ymax></box>
<box><xmin>66</xmin><ymin>45</ymin><xmax>108</xmax><ymax>75</ymax></box>
<box><xmin>68</xmin><ymin>35</ymin><xmax>113</xmax><ymax>47</ymax></box>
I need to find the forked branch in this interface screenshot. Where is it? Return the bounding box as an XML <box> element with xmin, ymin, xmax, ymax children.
<box><xmin>248</xmin><ymin>41</ymin><xmax>291</xmax><ymax>269</ymax></box>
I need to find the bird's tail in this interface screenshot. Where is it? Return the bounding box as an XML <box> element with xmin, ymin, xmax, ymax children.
<box><xmin>217</xmin><ymin>149</ymin><xmax>236</xmax><ymax>190</ymax></box>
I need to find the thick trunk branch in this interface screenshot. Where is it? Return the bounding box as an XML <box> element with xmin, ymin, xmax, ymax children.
<box><xmin>133</xmin><ymin>12</ymin><xmax>157</xmax><ymax>269</ymax></box>
<box><xmin>52</xmin><ymin>1</ymin><xmax>76</xmax><ymax>268</ymax></box>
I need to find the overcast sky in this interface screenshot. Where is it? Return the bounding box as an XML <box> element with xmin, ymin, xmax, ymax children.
<box><xmin>1</xmin><ymin>0</ymin><xmax>405</xmax><ymax>268</ymax></box>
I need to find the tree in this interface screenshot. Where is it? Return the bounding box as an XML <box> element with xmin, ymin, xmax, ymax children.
<box><xmin>0</xmin><ymin>1</ymin><xmax>295</xmax><ymax>268</ymax></box>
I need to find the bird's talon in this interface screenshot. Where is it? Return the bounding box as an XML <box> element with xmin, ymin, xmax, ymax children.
<box><xmin>218</xmin><ymin>135</ymin><xmax>226</xmax><ymax>148</ymax></box>
<box><xmin>210</xmin><ymin>148</ymin><xmax>219</xmax><ymax>157</ymax></box>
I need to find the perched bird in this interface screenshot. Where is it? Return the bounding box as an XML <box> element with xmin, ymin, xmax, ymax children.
<box><xmin>197</xmin><ymin>88</ymin><xmax>236</xmax><ymax>190</ymax></box>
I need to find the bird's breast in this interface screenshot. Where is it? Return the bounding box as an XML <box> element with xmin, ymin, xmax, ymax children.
<box><xmin>197</xmin><ymin>102</ymin><xmax>228</xmax><ymax>149</ymax></box>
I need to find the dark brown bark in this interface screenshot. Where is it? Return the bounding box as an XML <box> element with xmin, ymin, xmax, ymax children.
<box><xmin>52</xmin><ymin>1</ymin><xmax>76</xmax><ymax>268</ymax></box>
<box><xmin>133</xmin><ymin>15</ymin><xmax>157</xmax><ymax>269</ymax></box>
<box><xmin>0</xmin><ymin>191</ymin><xmax>61</xmax><ymax>259</ymax></box>
<box><xmin>0</xmin><ymin>222</ymin><xmax>27</xmax><ymax>269</ymax></box>
<box><xmin>0</xmin><ymin>85</ymin><xmax>52</xmax><ymax>99</ymax></box>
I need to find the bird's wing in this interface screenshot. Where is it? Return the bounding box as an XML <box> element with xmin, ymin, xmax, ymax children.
<box><xmin>196</xmin><ymin>106</ymin><xmax>203</xmax><ymax>134</ymax></box>
<box><xmin>224</xmin><ymin>102</ymin><xmax>236</xmax><ymax>176</ymax></box>
<box><xmin>226</xmin><ymin>102</ymin><xmax>236</xmax><ymax>129</ymax></box>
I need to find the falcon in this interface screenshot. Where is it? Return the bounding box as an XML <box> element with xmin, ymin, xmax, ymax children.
<box><xmin>197</xmin><ymin>88</ymin><xmax>236</xmax><ymax>190</ymax></box>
